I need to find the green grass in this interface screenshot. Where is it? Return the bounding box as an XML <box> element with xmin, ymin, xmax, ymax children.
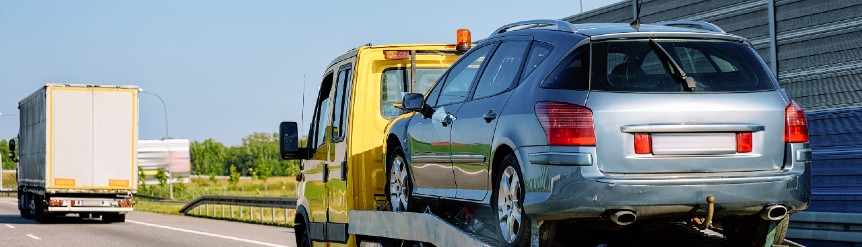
<box><xmin>1</xmin><ymin>172</ymin><xmax>16</xmax><ymax>190</ymax></box>
<box><xmin>138</xmin><ymin>176</ymin><xmax>297</xmax><ymax>201</ymax></box>
<box><xmin>133</xmin><ymin>200</ymin><xmax>185</xmax><ymax>216</ymax></box>
<box><xmin>134</xmin><ymin>176</ymin><xmax>297</xmax><ymax>227</ymax></box>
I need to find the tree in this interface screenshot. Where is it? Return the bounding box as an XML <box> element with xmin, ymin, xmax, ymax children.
<box><xmin>155</xmin><ymin>168</ymin><xmax>168</xmax><ymax>188</ymax></box>
<box><xmin>190</xmin><ymin>139</ymin><xmax>228</xmax><ymax>179</ymax></box>
<box><xmin>228</xmin><ymin>164</ymin><xmax>240</xmax><ymax>186</ymax></box>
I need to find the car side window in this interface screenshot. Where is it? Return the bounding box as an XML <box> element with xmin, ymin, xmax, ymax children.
<box><xmin>473</xmin><ymin>41</ymin><xmax>530</xmax><ymax>99</ymax></box>
<box><xmin>436</xmin><ymin>44</ymin><xmax>494</xmax><ymax>106</ymax></box>
<box><xmin>542</xmin><ymin>45</ymin><xmax>590</xmax><ymax>90</ymax></box>
<box><xmin>311</xmin><ymin>72</ymin><xmax>335</xmax><ymax>151</ymax></box>
<box><xmin>521</xmin><ymin>41</ymin><xmax>554</xmax><ymax>80</ymax></box>
<box><xmin>331</xmin><ymin>64</ymin><xmax>352</xmax><ymax>142</ymax></box>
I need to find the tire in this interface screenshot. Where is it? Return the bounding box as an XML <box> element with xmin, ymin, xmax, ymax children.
<box><xmin>723</xmin><ymin>215</ymin><xmax>790</xmax><ymax>247</ymax></box>
<box><xmin>34</xmin><ymin>195</ymin><xmax>51</xmax><ymax>223</ymax></box>
<box><xmin>385</xmin><ymin>147</ymin><xmax>413</xmax><ymax>212</ymax></box>
<box><xmin>492</xmin><ymin>153</ymin><xmax>531</xmax><ymax>247</ymax></box>
<box><xmin>295</xmin><ymin>214</ymin><xmax>311</xmax><ymax>247</ymax></box>
<box><xmin>104</xmin><ymin>213</ymin><xmax>126</xmax><ymax>223</ymax></box>
<box><xmin>19</xmin><ymin>192</ymin><xmax>32</xmax><ymax>219</ymax></box>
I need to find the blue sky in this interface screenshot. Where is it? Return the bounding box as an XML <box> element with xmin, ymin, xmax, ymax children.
<box><xmin>0</xmin><ymin>0</ymin><xmax>618</xmax><ymax>146</ymax></box>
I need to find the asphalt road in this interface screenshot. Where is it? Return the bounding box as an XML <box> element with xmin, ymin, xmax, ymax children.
<box><xmin>0</xmin><ymin>197</ymin><xmax>296</xmax><ymax>247</ymax></box>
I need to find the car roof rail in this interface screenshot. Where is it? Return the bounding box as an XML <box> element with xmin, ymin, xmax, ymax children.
<box><xmin>653</xmin><ymin>20</ymin><xmax>726</xmax><ymax>33</ymax></box>
<box><xmin>491</xmin><ymin>19</ymin><xmax>576</xmax><ymax>36</ymax></box>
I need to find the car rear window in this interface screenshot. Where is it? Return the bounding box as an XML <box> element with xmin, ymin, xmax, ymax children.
<box><xmin>590</xmin><ymin>40</ymin><xmax>775</xmax><ymax>92</ymax></box>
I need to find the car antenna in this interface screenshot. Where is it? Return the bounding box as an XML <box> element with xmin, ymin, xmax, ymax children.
<box><xmin>301</xmin><ymin>74</ymin><xmax>307</xmax><ymax>139</ymax></box>
<box><xmin>630</xmin><ymin>0</ymin><xmax>643</xmax><ymax>30</ymax></box>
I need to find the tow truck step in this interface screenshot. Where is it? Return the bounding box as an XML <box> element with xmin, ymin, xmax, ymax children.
<box><xmin>349</xmin><ymin>210</ymin><xmax>492</xmax><ymax>247</ymax></box>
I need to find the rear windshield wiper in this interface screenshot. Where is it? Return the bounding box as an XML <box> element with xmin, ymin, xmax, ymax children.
<box><xmin>648</xmin><ymin>39</ymin><xmax>696</xmax><ymax>91</ymax></box>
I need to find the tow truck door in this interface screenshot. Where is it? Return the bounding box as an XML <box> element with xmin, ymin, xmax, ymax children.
<box><xmin>325</xmin><ymin>62</ymin><xmax>354</xmax><ymax>244</ymax></box>
<box><xmin>305</xmin><ymin>71</ymin><xmax>335</xmax><ymax>243</ymax></box>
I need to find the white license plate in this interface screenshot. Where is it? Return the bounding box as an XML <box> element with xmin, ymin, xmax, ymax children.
<box><xmin>651</xmin><ymin>133</ymin><xmax>736</xmax><ymax>155</ymax></box>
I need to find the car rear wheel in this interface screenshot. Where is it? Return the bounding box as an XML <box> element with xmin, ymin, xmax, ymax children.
<box><xmin>386</xmin><ymin>147</ymin><xmax>412</xmax><ymax>212</ymax></box>
<box><xmin>493</xmin><ymin>153</ymin><xmax>530</xmax><ymax>246</ymax></box>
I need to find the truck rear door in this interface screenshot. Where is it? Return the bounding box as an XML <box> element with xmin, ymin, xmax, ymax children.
<box><xmin>49</xmin><ymin>86</ymin><xmax>137</xmax><ymax>190</ymax></box>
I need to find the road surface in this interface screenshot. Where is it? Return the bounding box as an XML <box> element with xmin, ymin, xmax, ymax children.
<box><xmin>0</xmin><ymin>197</ymin><xmax>296</xmax><ymax>247</ymax></box>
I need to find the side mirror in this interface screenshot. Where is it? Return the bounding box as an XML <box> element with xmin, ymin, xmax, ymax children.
<box><xmin>8</xmin><ymin>138</ymin><xmax>17</xmax><ymax>161</ymax></box>
<box><xmin>279</xmin><ymin>122</ymin><xmax>308</xmax><ymax>160</ymax></box>
<box><xmin>402</xmin><ymin>93</ymin><xmax>425</xmax><ymax>112</ymax></box>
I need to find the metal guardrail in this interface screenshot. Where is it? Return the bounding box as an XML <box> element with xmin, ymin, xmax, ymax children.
<box><xmin>179</xmin><ymin>195</ymin><xmax>297</xmax><ymax>225</ymax></box>
<box><xmin>0</xmin><ymin>188</ymin><xmax>15</xmax><ymax>197</ymax></box>
<box><xmin>788</xmin><ymin>211</ymin><xmax>862</xmax><ymax>244</ymax></box>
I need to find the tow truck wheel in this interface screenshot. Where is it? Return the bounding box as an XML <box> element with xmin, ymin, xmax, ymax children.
<box><xmin>295</xmin><ymin>213</ymin><xmax>311</xmax><ymax>247</ymax></box>
<box><xmin>492</xmin><ymin>153</ymin><xmax>530</xmax><ymax>247</ymax></box>
<box><xmin>386</xmin><ymin>147</ymin><xmax>413</xmax><ymax>212</ymax></box>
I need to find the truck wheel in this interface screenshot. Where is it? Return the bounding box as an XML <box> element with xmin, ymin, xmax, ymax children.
<box><xmin>34</xmin><ymin>195</ymin><xmax>51</xmax><ymax>223</ymax></box>
<box><xmin>492</xmin><ymin>153</ymin><xmax>530</xmax><ymax>247</ymax></box>
<box><xmin>104</xmin><ymin>213</ymin><xmax>126</xmax><ymax>223</ymax></box>
<box><xmin>19</xmin><ymin>193</ymin><xmax>32</xmax><ymax>219</ymax></box>
<box><xmin>386</xmin><ymin>147</ymin><xmax>413</xmax><ymax>212</ymax></box>
<box><xmin>722</xmin><ymin>215</ymin><xmax>789</xmax><ymax>247</ymax></box>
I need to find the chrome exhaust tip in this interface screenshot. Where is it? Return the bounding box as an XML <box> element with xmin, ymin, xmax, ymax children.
<box><xmin>760</xmin><ymin>205</ymin><xmax>788</xmax><ymax>221</ymax></box>
<box><xmin>610</xmin><ymin>210</ymin><xmax>637</xmax><ymax>226</ymax></box>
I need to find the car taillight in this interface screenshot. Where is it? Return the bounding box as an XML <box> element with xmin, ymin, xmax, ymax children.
<box><xmin>118</xmin><ymin>200</ymin><xmax>133</xmax><ymax>207</ymax></box>
<box><xmin>784</xmin><ymin>101</ymin><xmax>808</xmax><ymax>143</ymax></box>
<box><xmin>634</xmin><ymin>133</ymin><xmax>652</xmax><ymax>154</ymax></box>
<box><xmin>49</xmin><ymin>199</ymin><xmax>64</xmax><ymax>207</ymax></box>
<box><xmin>737</xmin><ymin>132</ymin><xmax>753</xmax><ymax>153</ymax></box>
<box><xmin>535</xmin><ymin>102</ymin><xmax>596</xmax><ymax>146</ymax></box>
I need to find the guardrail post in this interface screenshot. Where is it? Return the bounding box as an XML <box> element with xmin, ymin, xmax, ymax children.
<box><xmin>272</xmin><ymin>207</ymin><xmax>276</xmax><ymax>223</ymax></box>
<box><xmin>285</xmin><ymin>208</ymin><xmax>290</xmax><ymax>223</ymax></box>
<box><xmin>240</xmin><ymin>206</ymin><xmax>244</xmax><ymax>219</ymax></box>
<box><xmin>206</xmin><ymin>204</ymin><xmax>209</xmax><ymax>217</ymax></box>
<box><xmin>222</xmin><ymin>204</ymin><xmax>225</xmax><ymax>218</ymax></box>
<box><xmin>231</xmin><ymin>205</ymin><xmax>234</xmax><ymax>219</ymax></box>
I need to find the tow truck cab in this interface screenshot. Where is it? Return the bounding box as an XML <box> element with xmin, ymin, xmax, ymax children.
<box><xmin>279</xmin><ymin>36</ymin><xmax>469</xmax><ymax>246</ymax></box>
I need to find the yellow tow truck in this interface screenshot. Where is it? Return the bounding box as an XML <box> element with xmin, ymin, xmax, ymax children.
<box><xmin>278</xmin><ymin>30</ymin><xmax>479</xmax><ymax>247</ymax></box>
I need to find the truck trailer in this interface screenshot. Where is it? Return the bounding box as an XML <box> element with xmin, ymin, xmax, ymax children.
<box><xmin>14</xmin><ymin>84</ymin><xmax>138</xmax><ymax>223</ymax></box>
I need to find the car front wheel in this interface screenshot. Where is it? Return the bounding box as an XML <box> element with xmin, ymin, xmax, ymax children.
<box><xmin>386</xmin><ymin>147</ymin><xmax>412</xmax><ymax>212</ymax></box>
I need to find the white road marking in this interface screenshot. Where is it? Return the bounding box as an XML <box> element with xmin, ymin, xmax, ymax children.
<box><xmin>126</xmin><ymin>220</ymin><xmax>290</xmax><ymax>247</ymax></box>
<box><xmin>5</xmin><ymin>224</ymin><xmax>15</xmax><ymax>229</ymax></box>
<box><xmin>26</xmin><ymin>234</ymin><xmax>41</xmax><ymax>240</ymax></box>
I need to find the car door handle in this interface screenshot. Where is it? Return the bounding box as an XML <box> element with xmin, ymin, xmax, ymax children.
<box><xmin>483</xmin><ymin>110</ymin><xmax>497</xmax><ymax>122</ymax></box>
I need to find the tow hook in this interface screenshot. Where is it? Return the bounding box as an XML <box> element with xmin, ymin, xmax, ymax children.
<box><xmin>693</xmin><ymin>195</ymin><xmax>715</xmax><ymax>230</ymax></box>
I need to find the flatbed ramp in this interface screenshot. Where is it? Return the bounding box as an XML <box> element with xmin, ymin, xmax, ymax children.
<box><xmin>348</xmin><ymin>210</ymin><xmax>491</xmax><ymax>247</ymax></box>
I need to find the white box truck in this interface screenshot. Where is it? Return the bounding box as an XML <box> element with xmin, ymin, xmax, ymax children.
<box><xmin>14</xmin><ymin>84</ymin><xmax>138</xmax><ymax>223</ymax></box>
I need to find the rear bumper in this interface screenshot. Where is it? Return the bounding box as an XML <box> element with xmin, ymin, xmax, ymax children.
<box><xmin>515</xmin><ymin>144</ymin><xmax>811</xmax><ymax>221</ymax></box>
<box><xmin>48</xmin><ymin>207</ymin><xmax>133</xmax><ymax>213</ymax></box>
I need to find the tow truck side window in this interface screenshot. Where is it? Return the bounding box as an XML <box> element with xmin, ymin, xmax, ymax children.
<box><xmin>332</xmin><ymin>64</ymin><xmax>353</xmax><ymax>141</ymax></box>
<box><xmin>381</xmin><ymin>67</ymin><xmax>446</xmax><ymax>119</ymax></box>
<box><xmin>311</xmin><ymin>72</ymin><xmax>335</xmax><ymax>152</ymax></box>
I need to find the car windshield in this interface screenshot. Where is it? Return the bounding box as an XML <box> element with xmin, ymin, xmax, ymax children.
<box><xmin>381</xmin><ymin>68</ymin><xmax>446</xmax><ymax>119</ymax></box>
<box><xmin>590</xmin><ymin>39</ymin><xmax>776</xmax><ymax>92</ymax></box>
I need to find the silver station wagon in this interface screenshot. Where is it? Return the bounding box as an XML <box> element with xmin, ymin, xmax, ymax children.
<box><xmin>384</xmin><ymin>20</ymin><xmax>811</xmax><ymax>246</ymax></box>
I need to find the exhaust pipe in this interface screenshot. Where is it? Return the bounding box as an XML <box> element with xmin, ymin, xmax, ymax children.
<box><xmin>610</xmin><ymin>210</ymin><xmax>637</xmax><ymax>226</ymax></box>
<box><xmin>760</xmin><ymin>205</ymin><xmax>788</xmax><ymax>221</ymax></box>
